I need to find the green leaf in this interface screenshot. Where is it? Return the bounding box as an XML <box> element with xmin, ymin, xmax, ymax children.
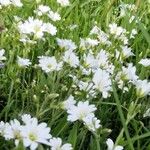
<box><xmin>14</xmin><ymin>141</ymin><xmax>25</xmax><ymax>150</ymax></box>
<box><xmin>68</xmin><ymin>123</ymin><xmax>78</xmax><ymax>149</ymax></box>
<box><xmin>52</xmin><ymin>116</ymin><xmax>68</xmax><ymax>136</ymax></box>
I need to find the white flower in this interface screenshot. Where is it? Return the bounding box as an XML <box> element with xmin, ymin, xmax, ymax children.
<box><xmin>28</xmin><ymin>18</ymin><xmax>44</xmax><ymax>38</ymax></box>
<box><xmin>90</xmin><ymin>26</ymin><xmax>100</xmax><ymax>35</ymax></box>
<box><xmin>134</xmin><ymin>80</ymin><xmax>150</xmax><ymax>98</ymax></box>
<box><xmin>6</xmin><ymin>119</ymin><xmax>22</xmax><ymax>146</ymax></box>
<box><xmin>57</xmin><ymin>0</ymin><xmax>70</xmax><ymax>7</ymax></box>
<box><xmin>78</xmin><ymin>81</ymin><xmax>94</xmax><ymax>92</ymax></box>
<box><xmin>121</xmin><ymin>63</ymin><xmax>138</xmax><ymax>82</ymax></box>
<box><xmin>18</xmin><ymin>18</ymin><xmax>42</xmax><ymax>37</ymax></box>
<box><xmin>56</xmin><ymin>38</ymin><xmax>77</xmax><ymax>51</ymax></box>
<box><xmin>130</xmin><ymin>29</ymin><xmax>137</xmax><ymax>39</ymax></box>
<box><xmin>83</xmin><ymin>53</ymin><xmax>97</xmax><ymax>68</ymax></box>
<box><xmin>38</xmin><ymin>56</ymin><xmax>63</xmax><ymax>73</ymax></box>
<box><xmin>21</xmin><ymin>114</ymin><xmax>35</xmax><ymax>125</ymax></box>
<box><xmin>62</xmin><ymin>95</ymin><xmax>76</xmax><ymax>110</ymax></box>
<box><xmin>115</xmin><ymin>75</ymin><xmax>129</xmax><ymax>92</ymax></box>
<box><xmin>119</xmin><ymin>4</ymin><xmax>136</xmax><ymax>18</ymax></box>
<box><xmin>90</xmin><ymin>26</ymin><xmax>111</xmax><ymax>46</ymax></box>
<box><xmin>120</xmin><ymin>35</ymin><xmax>128</xmax><ymax>45</ymax></box>
<box><xmin>11</xmin><ymin>0</ymin><xmax>23</xmax><ymax>7</ymax></box>
<box><xmin>0</xmin><ymin>49</ymin><xmax>6</xmax><ymax>62</ymax></box>
<box><xmin>48</xmin><ymin>11</ymin><xmax>61</xmax><ymax>21</ymax></box>
<box><xmin>49</xmin><ymin>137</ymin><xmax>73</xmax><ymax>150</ymax></box>
<box><xmin>83</xmin><ymin>114</ymin><xmax>101</xmax><ymax>132</ymax></box>
<box><xmin>43</xmin><ymin>23</ymin><xmax>57</xmax><ymax>36</ymax></box>
<box><xmin>0</xmin><ymin>121</ymin><xmax>11</xmax><ymax>140</ymax></box>
<box><xmin>35</xmin><ymin>5</ymin><xmax>50</xmax><ymax>16</ymax></box>
<box><xmin>0</xmin><ymin>121</ymin><xmax>5</xmax><ymax>135</ymax></box>
<box><xmin>121</xmin><ymin>46</ymin><xmax>134</xmax><ymax>58</ymax></box>
<box><xmin>17</xmin><ymin>56</ymin><xmax>31</xmax><ymax>67</ymax></box>
<box><xmin>0</xmin><ymin>0</ymin><xmax>11</xmax><ymax>6</ymax></box>
<box><xmin>80</xmin><ymin>38</ymin><xmax>99</xmax><ymax>49</ymax></box>
<box><xmin>67</xmin><ymin>101</ymin><xmax>97</xmax><ymax>122</ymax></box>
<box><xmin>20</xmin><ymin>117</ymin><xmax>51</xmax><ymax>150</ymax></box>
<box><xmin>63</xmin><ymin>49</ymin><xmax>79</xmax><ymax>68</ymax></box>
<box><xmin>96</xmin><ymin>49</ymin><xmax>109</xmax><ymax>68</ymax></box>
<box><xmin>106</xmin><ymin>138</ymin><xmax>123</xmax><ymax>150</ymax></box>
<box><xmin>109</xmin><ymin>23</ymin><xmax>125</xmax><ymax>37</ymax></box>
<box><xmin>93</xmin><ymin>69</ymin><xmax>112</xmax><ymax>98</ymax></box>
<box><xmin>139</xmin><ymin>58</ymin><xmax>150</xmax><ymax>67</ymax></box>
<box><xmin>18</xmin><ymin>17</ymin><xmax>57</xmax><ymax>40</ymax></box>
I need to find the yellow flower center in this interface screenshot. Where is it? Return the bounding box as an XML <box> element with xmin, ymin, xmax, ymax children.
<box><xmin>29</xmin><ymin>133</ymin><xmax>37</xmax><ymax>141</ymax></box>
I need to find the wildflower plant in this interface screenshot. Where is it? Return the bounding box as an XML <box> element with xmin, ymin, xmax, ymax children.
<box><xmin>0</xmin><ymin>0</ymin><xmax>150</xmax><ymax>150</ymax></box>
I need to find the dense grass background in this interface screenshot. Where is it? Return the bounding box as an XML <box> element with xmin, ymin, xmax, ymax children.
<box><xmin>0</xmin><ymin>0</ymin><xmax>150</xmax><ymax>149</ymax></box>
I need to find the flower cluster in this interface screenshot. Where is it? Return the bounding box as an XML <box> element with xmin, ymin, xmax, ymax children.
<box><xmin>0</xmin><ymin>0</ymin><xmax>23</xmax><ymax>7</ymax></box>
<box><xmin>18</xmin><ymin>17</ymin><xmax>57</xmax><ymax>42</ymax></box>
<box><xmin>62</xmin><ymin>96</ymin><xmax>101</xmax><ymax>132</ymax></box>
<box><xmin>34</xmin><ymin>5</ymin><xmax>61</xmax><ymax>22</ymax></box>
<box><xmin>0</xmin><ymin>0</ymin><xmax>149</xmax><ymax>149</ymax></box>
<box><xmin>0</xmin><ymin>114</ymin><xmax>73</xmax><ymax>150</ymax></box>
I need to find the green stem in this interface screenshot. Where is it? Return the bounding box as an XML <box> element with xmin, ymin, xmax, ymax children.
<box><xmin>112</xmin><ymin>81</ymin><xmax>134</xmax><ymax>150</ymax></box>
<box><xmin>94</xmin><ymin>133</ymin><xmax>100</xmax><ymax>150</ymax></box>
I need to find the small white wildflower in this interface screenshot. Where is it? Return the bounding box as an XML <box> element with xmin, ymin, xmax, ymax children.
<box><xmin>6</xmin><ymin>119</ymin><xmax>22</xmax><ymax>146</ymax></box>
<box><xmin>90</xmin><ymin>26</ymin><xmax>100</xmax><ymax>35</ymax></box>
<box><xmin>121</xmin><ymin>63</ymin><xmax>138</xmax><ymax>82</ymax></box>
<box><xmin>139</xmin><ymin>58</ymin><xmax>150</xmax><ymax>67</ymax></box>
<box><xmin>120</xmin><ymin>35</ymin><xmax>128</xmax><ymax>45</ymax></box>
<box><xmin>57</xmin><ymin>0</ymin><xmax>70</xmax><ymax>7</ymax></box>
<box><xmin>67</xmin><ymin>101</ymin><xmax>97</xmax><ymax>122</ymax></box>
<box><xmin>83</xmin><ymin>114</ymin><xmax>101</xmax><ymax>132</ymax></box>
<box><xmin>17</xmin><ymin>56</ymin><xmax>31</xmax><ymax>68</ymax></box>
<box><xmin>63</xmin><ymin>49</ymin><xmax>79</xmax><ymax>68</ymax></box>
<box><xmin>90</xmin><ymin>26</ymin><xmax>111</xmax><ymax>46</ymax></box>
<box><xmin>48</xmin><ymin>11</ymin><xmax>61</xmax><ymax>21</ymax></box>
<box><xmin>80</xmin><ymin>38</ymin><xmax>99</xmax><ymax>49</ymax></box>
<box><xmin>96</xmin><ymin>49</ymin><xmax>109</xmax><ymax>68</ymax></box>
<box><xmin>93</xmin><ymin>69</ymin><xmax>112</xmax><ymax>98</ymax></box>
<box><xmin>130</xmin><ymin>29</ymin><xmax>137</xmax><ymax>39</ymax></box>
<box><xmin>78</xmin><ymin>81</ymin><xmax>94</xmax><ymax>92</ymax></box>
<box><xmin>83</xmin><ymin>53</ymin><xmax>97</xmax><ymax>68</ymax></box>
<box><xmin>134</xmin><ymin>80</ymin><xmax>150</xmax><ymax>98</ymax></box>
<box><xmin>20</xmin><ymin>117</ymin><xmax>51</xmax><ymax>150</ymax></box>
<box><xmin>18</xmin><ymin>17</ymin><xmax>57</xmax><ymax>40</ymax></box>
<box><xmin>49</xmin><ymin>137</ymin><xmax>73</xmax><ymax>150</ymax></box>
<box><xmin>11</xmin><ymin>0</ymin><xmax>23</xmax><ymax>7</ymax></box>
<box><xmin>21</xmin><ymin>114</ymin><xmax>34</xmax><ymax>125</ymax></box>
<box><xmin>0</xmin><ymin>49</ymin><xmax>6</xmax><ymax>62</ymax></box>
<box><xmin>62</xmin><ymin>95</ymin><xmax>76</xmax><ymax>110</ymax></box>
<box><xmin>56</xmin><ymin>38</ymin><xmax>77</xmax><ymax>51</ymax></box>
<box><xmin>38</xmin><ymin>56</ymin><xmax>63</xmax><ymax>73</ymax></box>
<box><xmin>0</xmin><ymin>121</ymin><xmax>11</xmax><ymax>140</ymax></box>
<box><xmin>106</xmin><ymin>138</ymin><xmax>123</xmax><ymax>150</ymax></box>
<box><xmin>0</xmin><ymin>0</ymin><xmax>11</xmax><ymax>6</ymax></box>
<box><xmin>119</xmin><ymin>4</ymin><xmax>136</xmax><ymax>18</ymax></box>
<box><xmin>121</xmin><ymin>46</ymin><xmax>134</xmax><ymax>58</ymax></box>
<box><xmin>35</xmin><ymin>5</ymin><xmax>50</xmax><ymax>16</ymax></box>
<box><xmin>43</xmin><ymin>23</ymin><xmax>57</xmax><ymax>36</ymax></box>
<box><xmin>109</xmin><ymin>23</ymin><xmax>125</xmax><ymax>37</ymax></box>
